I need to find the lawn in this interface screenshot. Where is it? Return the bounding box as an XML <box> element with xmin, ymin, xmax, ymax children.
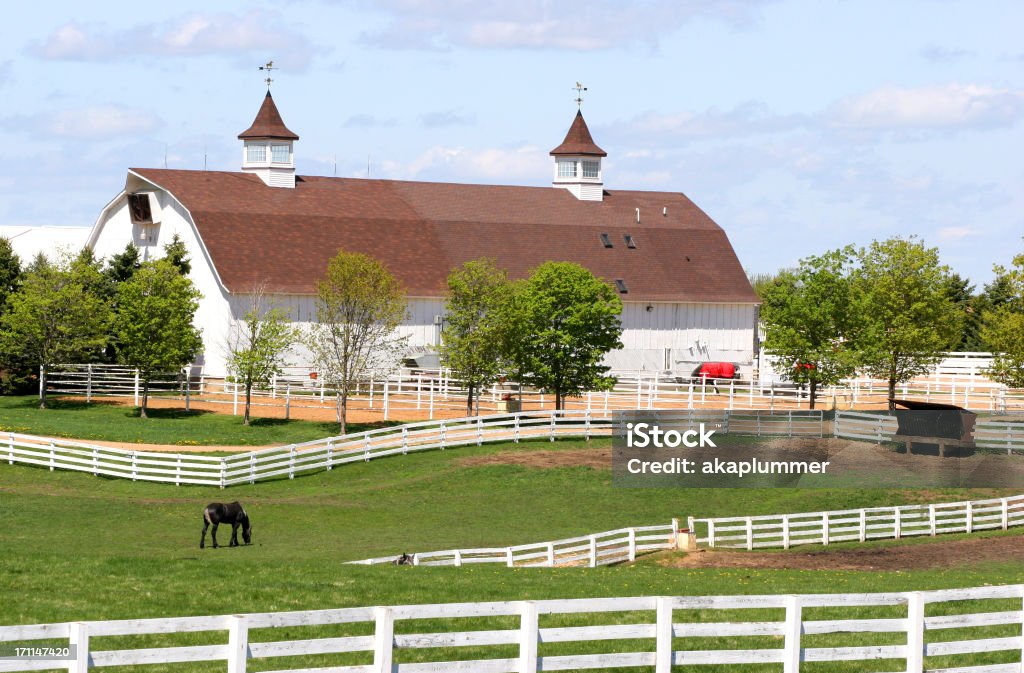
<box><xmin>0</xmin><ymin>395</ymin><xmax>393</xmax><ymax>445</ymax></box>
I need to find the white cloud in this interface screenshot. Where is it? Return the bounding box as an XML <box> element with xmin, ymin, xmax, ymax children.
<box><xmin>48</xmin><ymin>105</ymin><xmax>163</xmax><ymax>139</ymax></box>
<box><xmin>377</xmin><ymin>144</ymin><xmax>548</xmax><ymax>182</ymax></box>
<box><xmin>611</xmin><ymin>101</ymin><xmax>806</xmax><ymax>140</ymax></box>
<box><xmin>30</xmin><ymin>11</ymin><xmax>314</xmax><ymax>68</ymax></box>
<box><xmin>937</xmin><ymin>226</ymin><xmax>978</xmax><ymax>241</ymax></box>
<box><xmin>354</xmin><ymin>0</ymin><xmax>777</xmax><ymax>51</ymax></box>
<box><xmin>825</xmin><ymin>83</ymin><xmax>1024</xmax><ymax>131</ymax></box>
<box><xmin>921</xmin><ymin>44</ymin><xmax>972</xmax><ymax>64</ymax></box>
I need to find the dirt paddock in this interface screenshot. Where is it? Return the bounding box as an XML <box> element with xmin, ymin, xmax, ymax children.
<box><xmin>661</xmin><ymin>533</ymin><xmax>1024</xmax><ymax>571</ymax></box>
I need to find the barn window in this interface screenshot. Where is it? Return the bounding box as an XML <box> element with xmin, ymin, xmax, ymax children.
<box><xmin>271</xmin><ymin>145</ymin><xmax>290</xmax><ymax>163</ymax></box>
<box><xmin>246</xmin><ymin>144</ymin><xmax>267</xmax><ymax>163</ymax></box>
<box><xmin>557</xmin><ymin>160</ymin><xmax>578</xmax><ymax>178</ymax></box>
<box><xmin>624</xmin><ymin>234</ymin><xmax>637</xmax><ymax>249</ymax></box>
<box><xmin>615</xmin><ymin>279</ymin><xmax>628</xmax><ymax>293</ymax></box>
<box><xmin>128</xmin><ymin>193</ymin><xmax>153</xmax><ymax>225</ymax></box>
<box><xmin>600</xmin><ymin>233</ymin><xmax>613</xmax><ymax>248</ymax></box>
<box><xmin>582</xmin><ymin>160</ymin><xmax>600</xmax><ymax>178</ymax></box>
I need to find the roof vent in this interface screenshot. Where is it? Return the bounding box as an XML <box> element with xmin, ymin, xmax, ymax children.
<box><xmin>600</xmin><ymin>233</ymin><xmax>613</xmax><ymax>248</ymax></box>
<box><xmin>615</xmin><ymin>279</ymin><xmax>628</xmax><ymax>294</ymax></box>
<box><xmin>624</xmin><ymin>234</ymin><xmax>636</xmax><ymax>249</ymax></box>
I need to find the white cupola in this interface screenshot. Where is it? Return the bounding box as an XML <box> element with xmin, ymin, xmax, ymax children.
<box><xmin>550</xmin><ymin>109</ymin><xmax>607</xmax><ymax>201</ymax></box>
<box><xmin>238</xmin><ymin>91</ymin><xmax>299</xmax><ymax>188</ymax></box>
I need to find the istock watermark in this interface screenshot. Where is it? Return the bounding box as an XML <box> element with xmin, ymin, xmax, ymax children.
<box><xmin>611</xmin><ymin>411</ymin><xmax>1024</xmax><ymax>489</ymax></box>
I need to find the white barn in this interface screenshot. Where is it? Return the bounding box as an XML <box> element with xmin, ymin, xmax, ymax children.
<box><xmin>87</xmin><ymin>92</ymin><xmax>759</xmax><ymax>379</ymax></box>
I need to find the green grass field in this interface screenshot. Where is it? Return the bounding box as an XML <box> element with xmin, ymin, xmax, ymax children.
<box><xmin>2</xmin><ymin>411</ymin><xmax>1024</xmax><ymax>672</ymax></box>
<box><xmin>0</xmin><ymin>395</ymin><xmax>393</xmax><ymax>445</ymax></box>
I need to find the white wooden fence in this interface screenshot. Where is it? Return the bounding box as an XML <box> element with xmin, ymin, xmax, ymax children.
<box><xmin>1</xmin><ymin>409</ymin><xmax>824</xmax><ymax>488</ymax></box>
<box><xmin>835</xmin><ymin>411</ymin><xmax>1024</xmax><ymax>453</ymax></box>
<box><xmin>691</xmin><ymin>493</ymin><xmax>1024</xmax><ymax>550</ymax></box>
<box><xmin>351</xmin><ymin>521</ymin><xmax>679</xmax><ymax>568</ymax></box>
<box><xmin>2</xmin><ymin>584</ymin><xmax>1023</xmax><ymax>673</ymax></box>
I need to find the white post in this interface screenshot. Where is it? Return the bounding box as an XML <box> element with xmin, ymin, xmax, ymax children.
<box><xmin>905</xmin><ymin>592</ymin><xmax>925</xmax><ymax>673</ymax></box>
<box><xmin>782</xmin><ymin>595</ymin><xmax>802</xmax><ymax>673</ymax></box>
<box><xmin>506</xmin><ymin>547</ymin><xmax>514</xmax><ymax>567</ymax></box>
<box><xmin>454</xmin><ymin>550</ymin><xmax>463</xmax><ymax>567</ymax></box>
<box><xmin>402</xmin><ymin>427</ymin><xmax>409</xmax><ymax>454</ymax></box>
<box><xmin>628</xmin><ymin>528</ymin><xmax>637</xmax><ymax>561</ymax></box>
<box><xmin>429</xmin><ymin>383</ymin><xmax>435</xmax><ymax>420</ymax></box>
<box><xmin>746</xmin><ymin>517</ymin><xmax>754</xmax><ymax>551</ymax></box>
<box><xmin>373</xmin><ymin>607</ymin><xmax>394</xmax><ymax>673</ymax></box>
<box><xmin>966</xmin><ymin>501</ymin><xmax>974</xmax><ymax>534</ymax></box>
<box><xmin>514</xmin><ymin>414</ymin><xmax>520</xmax><ymax>443</ymax></box>
<box><xmin>929</xmin><ymin>504</ymin><xmax>936</xmax><ymax>536</ymax></box>
<box><xmin>707</xmin><ymin>520</ymin><xmax>716</xmax><ymax>548</ymax></box>
<box><xmin>288</xmin><ymin>445</ymin><xmax>295</xmax><ymax>479</ymax></box>
<box><xmin>859</xmin><ymin>510</ymin><xmax>867</xmax><ymax>542</ymax></box>
<box><xmin>227</xmin><ymin>615</ymin><xmax>249</xmax><ymax>673</ymax></box>
<box><xmin>233</xmin><ymin>381</ymin><xmax>239</xmax><ymax>416</ymax></box>
<box><xmin>589</xmin><ymin>535</ymin><xmax>598</xmax><ymax>567</ymax></box>
<box><xmin>782</xmin><ymin>515</ymin><xmax>791</xmax><ymax>550</ymax></box>
<box><xmin>1001</xmin><ymin>498</ymin><xmax>1009</xmax><ymax>530</ymax></box>
<box><xmin>327</xmin><ymin>439</ymin><xmax>334</xmax><ymax>471</ymax></box>
<box><xmin>546</xmin><ymin>542</ymin><xmax>555</xmax><ymax>567</ymax></box>
<box><xmin>68</xmin><ymin>622</ymin><xmax>89</xmax><ymax>673</ymax></box>
<box><xmin>285</xmin><ymin>383</ymin><xmax>291</xmax><ymax>420</ymax></box>
<box><xmin>655</xmin><ymin>596</ymin><xmax>673</xmax><ymax>673</ymax></box>
<box><xmin>86</xmin><ymin>364</ymin><xmax>93</xmax><ymax>403</ymax></box>
<box><xmin>369</xmin><ymin>375</ymin><xmax>375</xmax><ymax>409</ymax></box>
<box><xmin>518</xmin><ymin>602</ymin><xmax>539</xmax><ymax>673</ymax></box>
<box><xmin>133</xmin><ymin>368</ymin><xmax>140</xmax><ymax>406</ymax></box>
<box><xmin>728</xmin><ymin>379</ymin><xmax>734</xmax><ymax>409</ymax></box>
<box><xmin>894</xmin><ymin>507</ymin><xmax>902</xmax><ymax>540</ymax></box>
<box><xmin>822</xmin><ymin>512</ymin><xmax>829</xmax><ymax>546</ymax></box>
<box><xmin>383</xmin><ymin>379</ymin><xmax>390</xmax><ymax>420</ymax></box>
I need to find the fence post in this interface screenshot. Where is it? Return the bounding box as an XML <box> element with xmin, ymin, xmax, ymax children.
<box><xmin>93</xmin><ymin>448</ymin><xmax>99</xmax><ymax>476</ymax></box>
<box><xmin>383</xmin><ymin>380</ymin><xmax>390</xmax><ymax>420</ymax></box>
<box><xmin>546</xmin><ymin>543</ymin><xmax>555</xmax><ymax>567</ymax></box>
<box><xmin>822</xmin><ymin>512</ymin><xmax>829</xmax><ymax>546</ymax></box>
<box><xmin>1001</xmin><ymin>498</ymin><xmax>1008</xmax><ymax>530</ymax></box>
<box><xmin>227</xmin><ymin>615</ymin><xmax>249</xmax><ymax>673</ymax></box>
<box><xmin>477</xmin><ymin>417</ymin><xmax>484</xmax><ymax>446</ymax></box>
<box><xmin>440</xmin><ymin>421</ymin><xmax>447</xmax><ymax>450</ymax></box>
<box><xmin>518</xmin><ymin>602</ymin><xmax>539</xmax><ymax>673</ymax></box>
<box><xmin>514</xmin><ymin>414</ymin><xmax>520</xmax><ymax>443</ymax></box>
<box><xmin>671</xmin><ymin>518</ymin><xmax>680</xmax><ymax>549</ymax></box>
<box><xmin>364</xmin><ymin>434</ymin><xmax>371</xmax><ymax>461</ymax></box>
<box><xmin>550</xmin><ymin>412</ymin><xmax>556</xmax><ymax>442</ymax></box>
<box><xmin>86</xmin><ymin>364</ymin><xmax>93</xmax><ymax>404</ymax></box>
<box><xmin>68</xmin><ymin>622</ymin><xmax>89</xmax><ymax>673</ymax></box>
<box><xmin>782</xmin><ymin>515</ymin><xmax>791</xmax><ymax>550</ymax></box>
<box><xmin>585</xmin><ymin>410</ymin><xmax>591</xmax><ymax>441</ymax></box>
<box><xmin>506</xmin><ymin>547</ymin><xmax>514</xmax><ymax>568</ymax></box>
<box><xmin>220</xmin><ymin>457</ymin><xmax>227</xmax><ymax>489</ymax></box>
<box><xmin>589</xmin><ymin>535</ymin><xmax>598</xmax><ymax>567</ymax></box>
<box><xmin>373</xmin><ymin>607</ymin><xmax>394</xmax><ymax>673</ymax></box>
<box><xmin>928</xmin><ymin>505</ymin><xmax>936</xmax><ymax>536</ymax></box>
<box><xmin>628</xmin><ymin>528</ymin><xmax>637</xmax><ymax>561</ymax></box>
<box><xmin>285</xmin><ymin>384</ymin><xmax>291</xmax><ymax>420</ymax></box>
<box><xmin>289</xmin><ymin>445</ymin><xmax>296</xmax><ymax>479</ymax></box>
<box><xmin>707</xmin><ymin>521</ymin><xmax>716</xmax><ymax>548</ymax></box>
<box><xmin>175</xmin><ymin>455</ymin><xmax>181</xmax><ymax>486</ymax></box>
<box><xmin>249</xmin><ymin>453</ymin><xmax>255</xmax><ymax>484</ymax></box>
<box><xmin>402</xmin><ymin>427</ymin><xmax>409</xmax><ymax>454</ymax></box>
<box><xmin>894</xmin><ymin>507</ymin><xmax>902</xmax><ymax>540</ymax></box>
<box><xmin>859</xmin><ymin>509</ymin><xmax>867</xmax><ymax>542</ymax></box>
<box><xmin>7</xmin><ymin>432</ymin><xmax>13</xmax><ymax>465</ymax></box>
<box><xmin>134</xmin><ymin>368</ymin><xmax>140</xmax><ymax>407</ymax></box>
<box><xmin>782</xmin><ymin>595</ymin><xmax>802</xmax><ymax>673</ymax></box>
<box><xmin>39</xmin><ymin>363</ymin><xmax>46</xmax><ymax>402</ymax></box>
<box><xmin>965</xmin><ymin>501</ymin><xmax>973</xmax><ymax>534</ymax></box>
<box><xmin>745</xmin><ymin>517</ymin><xmax>754</xmax><ymax>551</ymax></box>
<box><xmin>905</xmin><ymin>592</ymin><xmax>925</xmax><ymax>673</ymax></box>
<box><xmin>327</xmin><ymin>440</ymin><xmax>334</xmax><ymax>471</ymax></box>
<box><xmin>49</xmin><ymin>440</ymin><xmax>55</xmax><ymax>471</ymax></box>
<box><xmin>655</xmin><ymin>596</ymin><xmax>673</xmax><ymax>673</ymax></box>
<box><xmin>454</xmin><ymin>550</ymin><xmax>463</xmax><ymax>567</ymax></box>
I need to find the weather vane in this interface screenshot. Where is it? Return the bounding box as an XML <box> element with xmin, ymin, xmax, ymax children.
<box><xmin>573</xmin><ymin>82</ymin><xmax>587</xmax><ymax>108</ymax></box>
<box><xmin>259</xmin><ymin>60</ymin><xmax>277</xmax><ymax>88</ymax></box>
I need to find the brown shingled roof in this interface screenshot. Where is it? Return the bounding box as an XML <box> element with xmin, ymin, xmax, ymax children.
<box><xmin>237</xmin><ymin>92</ymin><xmax>299</xmax><ymax>140</ymax></box>
<box><xmin>550</xmin><ymin>110</ymin><xmax>607</xmax><ymax>157</ymax></box>
<box><xmin>129</xmin><ymin>168</ymin><xmax>758</xmax><ymax>304</ymax></box>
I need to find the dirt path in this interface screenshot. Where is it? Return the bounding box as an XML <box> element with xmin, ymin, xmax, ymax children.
<box><xmin>661</xmin><ymin>534</ymin><xmax>1024</xmax><ymax>571</ymax></box>
<box><xmin>83</xmin><ymin>439</ymin><xmax>275</xmax><ymax>453</ymax></box>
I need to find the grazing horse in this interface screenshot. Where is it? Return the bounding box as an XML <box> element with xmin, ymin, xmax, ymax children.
<box><xmin>200</xmin><ymin>502</ymin><xmax>252</xmax><ymax>549</ymax></box>
<box><xmin>392</xmin><ymin>553</ymin><xmax>414</xmax><ymax>565</ymax></box>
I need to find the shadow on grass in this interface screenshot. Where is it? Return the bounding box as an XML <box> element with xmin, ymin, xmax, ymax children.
<box><xmin>127</xmin><ymin>407</ymin><xmax>213</xmax><ymax>420</ymax></box>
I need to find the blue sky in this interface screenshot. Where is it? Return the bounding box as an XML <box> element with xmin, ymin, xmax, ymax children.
<box><xmin>1</xmin><ymin>0</ymin><xmax>1020</xmax><ymax>283</ymax></box>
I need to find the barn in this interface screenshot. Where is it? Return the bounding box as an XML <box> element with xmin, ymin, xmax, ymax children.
<box><xmin>87</xmin><ymin>91</ymin><xmax>760</xmax><ymax>379</ymax></box>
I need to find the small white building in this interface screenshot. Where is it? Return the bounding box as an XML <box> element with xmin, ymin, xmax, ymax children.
<box><xmin>87</xmin><ymin>92</ymin><xmax>759</xmax><ymax>378</ymax></box>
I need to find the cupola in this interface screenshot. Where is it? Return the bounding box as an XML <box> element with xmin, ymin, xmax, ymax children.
<box><xmin>550</xmin><ymin>109</ymin><xmax>606</xmax><ymax>201</ymax></box>
<box><xmin>238</xmin><ymin>91</ymin><xmax>299</xmax><ymax>188</ymax></box>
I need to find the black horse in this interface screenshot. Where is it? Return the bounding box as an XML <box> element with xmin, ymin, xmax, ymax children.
<box><xmin>200</xmin><ymin>502</ymin><xmax>252</xmax><ymax>549</ymax></box>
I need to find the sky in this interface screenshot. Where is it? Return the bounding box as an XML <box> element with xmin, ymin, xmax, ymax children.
<box><xmin>0</xmin><ymin>0</ymin><xmax>1020</xmax><ymax>284</ymax></box>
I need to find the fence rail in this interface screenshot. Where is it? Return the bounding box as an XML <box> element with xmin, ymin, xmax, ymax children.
<box><xmin>691</xmin><ymin>493</ymin><xmax>1024</xmax><ymax>550</ymax></box>
<box><xmin>1</xmin><ymin>409</ymin><xmax>824</xmax><ymax>488</ymax></box>
<box><xmin>351</xmin><ymin>522</ymin><xmax>679</xmax><ymax>568</ymax></box>
<box><xmin>44</xmin><ymin>363</ymin><xmax>1024</xmax><ymax>417</ymax></box>
<box><xmin>835</xmin><ymin>411</ymin><xmax>1024</xmax><ymax>453</ymax></box>
<box><xmin>2</xmin><ymin>585</ymin><xmax>1022</xmax><ymax>673</ymax></box>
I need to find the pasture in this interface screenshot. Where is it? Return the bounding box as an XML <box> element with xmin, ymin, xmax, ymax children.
<box><xmin>2</xmin><ymin>434</ymin><xmax>1023</xmax><ymax>630</ymax></box>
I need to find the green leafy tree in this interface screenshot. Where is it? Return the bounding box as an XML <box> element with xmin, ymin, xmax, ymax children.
<box><xmin>114</xmin><ymin>259</ymin><xmax>203</xmax><ymax>417</ymax></box>
<box><xmin>308</xmin><ymin>251</ymin><xmax>408</xmax><ymax>434</ymax></box>
<box><xmin>163</xmin><ymin>234</ymin><xmax>191</xmax><ymax>276</ymax></box>
<box><xmin>853</xmin><ymin>237</ymin><xmax>962</xmax><ymax>409</ymax></box>
<box><xmin>0</xmin><ymin>237</ymin><xmax>27</xmax><ymax>393</ymax></box>
<box><xmin>760</xmin><ymin>248</ymin><xmax>860</xmax><ymax>409</ymax></box>
<box><xmin>981</xmin><ymin>251</ymin><xmax>1024</xmax><ymax>387</ymax></box>
<box><xmin>104</xmin><ymin>242</ymin><xmax>141</xmax><ymax>286</ymax></box>
<box><xmin>747</xmin><ymin>268</ymin><xmax>793</xmax><ymax>300</ymax></box>
<box><xmin>940</xmin><ymin>273</ymin><xmax>985</xmax><ymax>352</ymax></box>
<box><xmin>226</xmin><ymin>288</ymin><xmax>300</xmax><ymax>425</ymax></box>
<box><xmin>508</xmin><ymin>262</ymin><xmax>623</xmax><ymax>411</ymax></box>
<box><xmin>0</xmin><ymin>237</ymin><xmax>21</xmax><ymax>313</ymax></box>
<box><xmin>440</xmin><ymin>259</ymin><xmax>513</xmax><ymax>415</ymax></box>
<box><xmin>0</xmin><ymin>252</ymin><xmax>111</xmax><ymax>408</ymax></box>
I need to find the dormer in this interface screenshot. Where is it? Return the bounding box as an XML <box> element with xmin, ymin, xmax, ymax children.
<box><xmin>238</xmin><ymin>91</ymin><xmax>299</xmax><ymax>188</ymax></box>
<box><xmin>550</xmin><ymin>110</ymin><xmax>607</xmax><ymax>201</ymax></box>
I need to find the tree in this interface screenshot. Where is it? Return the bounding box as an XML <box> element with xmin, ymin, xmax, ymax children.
<box><xmin>439</xmin><ymin>259</ymin><xmax>513</xmax><ymax>415</ymax></box>
<box><xmin>307</xmin><ymin>251</ymin><xmax>408</xmax><ymax>434</ymax></box>
<box><xmin>225</xmin><ymin>288</ymin><xmax>300</xmax><ymax>425</ymax></box>
<box><xmin>0</xmin><ymin>252</ymin><xmax>111</xmax><ymax>408</ymax></box>
<box><xmin>941</xmin><ymin>273</ymin><xmax>984</xmax><ymax>352</ymax></box>
<box><xmin>103</xmin><ymin>242</ymin><xmax>141</xmax><ymax>286</ymax></box>
<box><xmin>507</xmin><ymin>262</ymin><xmax>623</xmax><ymax>411</ymax></box>
<box><xmin>163</xmin><ymin>234</ymin><xmax>191</xmax><ymax>276</ymax></box>
<box><xmin>0</xmin><ymin>237</ymin><xmax>21</xmax><ymax>314</ymax></box>
<box><xmin>981</xmin><ymin>251</ymin><xmax>1024</xmax><ymax>387</ymax></box>
<box><xmin>759</xmin><ymin>248</ymin><xmax>860</xmax><ymax>409</ymax></box>
<box><xmin>113</xmin><ymin>259</ymin><xmax>203</xmax><ymax>417</ymax></box>
<box><xmin>853</xmin><ymin>237</ymin><xmax>962</xmax><ymax>409</ymax></box>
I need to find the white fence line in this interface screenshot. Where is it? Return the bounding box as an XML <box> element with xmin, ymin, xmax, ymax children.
<box><xmin>44</xmin><ymin>363</ymin><xmax>1024</xmax><ymax>416</ymax></box>
<box><xmin>691</xmin><ymin>493</ymin><xmax>1024</xmax><ymax>550</ymax></box>
<box><xmin>350</xmin><ymin>521</ymin><xmax>679</xmax><ymax>568</ymax></box>
<box><xmin>1</xmin><ymin>409</ymin><xmax>825</xmax><ymax>488</ymax></box>
<box><xmin>2</xmin><ymin>584</ymin><xmax>1023</xmax><ymax>673</ymax></box>
<box><xmin>835</xmin><ymin>411</ymin><xmax>1024</xmax><ymax>453</ymax></box>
